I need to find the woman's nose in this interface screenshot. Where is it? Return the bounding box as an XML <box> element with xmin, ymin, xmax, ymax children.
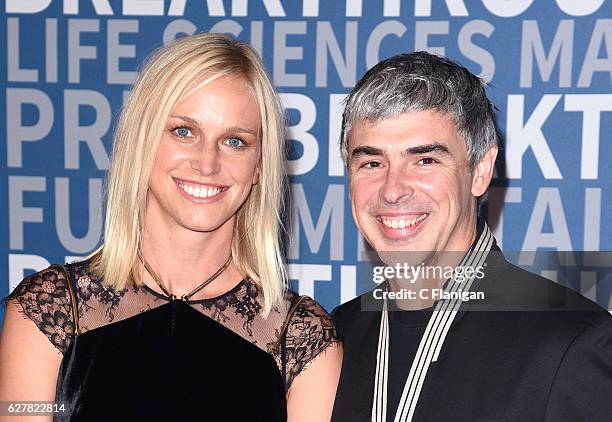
<box><xmin>191</xmin><ymin>141</ymin><xmax>221</xmax><ymax>175</ymax></box>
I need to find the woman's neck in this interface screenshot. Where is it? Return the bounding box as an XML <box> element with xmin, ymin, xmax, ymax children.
<box><xmin>139</xmin><ymin>215</ymin><xmax>241</xmax><ymax>299</ymax></box>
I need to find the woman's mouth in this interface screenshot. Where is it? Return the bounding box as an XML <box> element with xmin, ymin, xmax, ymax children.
<box><xmin>175</xmin><ymin>179</ymin><xmax>226</xmax><ymax>199</ymax></box>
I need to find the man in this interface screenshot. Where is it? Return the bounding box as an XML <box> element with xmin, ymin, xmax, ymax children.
<box><xmin>332</xmin><ymin>52</ymin><xmax>612</xmax><ymax>421</ymax></box>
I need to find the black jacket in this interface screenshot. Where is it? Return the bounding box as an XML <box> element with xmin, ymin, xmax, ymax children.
<box><xmin>332</xmin><ymin>246</ymin><xmax>612</xmax><ymax>422</ymax></box>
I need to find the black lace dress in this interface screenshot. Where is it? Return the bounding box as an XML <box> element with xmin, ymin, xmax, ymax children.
<box><xmin>8</xmin><ymin>260</ymin><xmax>339</xmax><ymax>421</ymax></box>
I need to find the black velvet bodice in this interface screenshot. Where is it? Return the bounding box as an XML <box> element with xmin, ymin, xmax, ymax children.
<box><xmin>55</xmin><ymin>300</ymin><xmax>286</xmax><ymax>421</ymax></box>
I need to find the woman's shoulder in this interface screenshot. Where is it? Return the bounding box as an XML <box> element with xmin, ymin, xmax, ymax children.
<box><xmin>284</xmin><ymin>292</ymin><xmax>338</xmax><ymax>342</ymax></box>
<box><xmin>6</xmin><ymin>260</ymin><xmax>108</xmax><ymax>352</ymax></box>
<box><xmin>7</xmin><ymin>264</ymin><xmax>78</xmax><ymax>353</ymax></box>
<box><xmin>278</xmin><ymin>291</ymin><xmax>340</xmax><ymax>387</ymax></box>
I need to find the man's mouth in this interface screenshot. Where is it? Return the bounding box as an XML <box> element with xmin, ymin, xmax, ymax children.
<box><xmin>379</xmin><ymin>214</ymin><xmax>428</xmax><ymax>229</ymax></box>
<box><xmin>175</xmin><ymin>179</ymin><xmax>226</xmax><ymax>199</ymax></box>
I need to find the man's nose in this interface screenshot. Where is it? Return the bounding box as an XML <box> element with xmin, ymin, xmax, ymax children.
<box><xmin>380</xmin><ymin>163</ymin><xmax>415</xmax><ymax>204</ymax></box>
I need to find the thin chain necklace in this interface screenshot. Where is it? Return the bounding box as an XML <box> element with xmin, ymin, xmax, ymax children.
<box><xmin>138</xmin><ymin>251</ymin><xmax>232</xmax><ymax>301</ymax></box>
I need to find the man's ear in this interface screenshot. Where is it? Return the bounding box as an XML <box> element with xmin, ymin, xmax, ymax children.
<box><xmin>471</xmin><ymin>145</ymin><xmax>498</xmax><ymax>197</ymax></box>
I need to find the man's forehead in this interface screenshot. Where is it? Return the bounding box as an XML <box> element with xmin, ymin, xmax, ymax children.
<box><xmin>347</xmin><ymin>110</ymin><xmax>464</xmax><ymax>152</ymax></box>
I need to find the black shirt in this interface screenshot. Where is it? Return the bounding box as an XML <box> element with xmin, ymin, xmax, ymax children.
<box><xmin>387</xmin><ymin>306</ymin><xmax>432</xmax><ymax>418</ymax></box>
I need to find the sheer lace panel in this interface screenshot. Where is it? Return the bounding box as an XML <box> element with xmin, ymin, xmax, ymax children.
<box><xmin>280</xmin><ymin>296</ymin><xmax>340</xmax><ymax>385</ymax></box>
<box><xmin>9</xmin><ymin>261</ymin><xmax>340</xmax><ymax>389</ymax></box>
<box><xmin>9</xmin><ymin>265</ymin><xmax>74</xmax><ymax>352</ymax></box>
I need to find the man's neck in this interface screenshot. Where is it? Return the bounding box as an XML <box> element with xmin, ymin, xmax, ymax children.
<box><xmin>388</xmin><ymin>218</ymin><xmax>483</xmax><ymax>310</ymax></box>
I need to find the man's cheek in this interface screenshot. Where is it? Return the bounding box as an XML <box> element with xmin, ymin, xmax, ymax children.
<box><xmin>351</xmin><ymin>186</ymin><xmax>370</xmax><ymax>207</ymax></box>
<box><xmin>414</xmin><ymin>174</ymin><xmax>443</xmax><ymax>189</ymax></box>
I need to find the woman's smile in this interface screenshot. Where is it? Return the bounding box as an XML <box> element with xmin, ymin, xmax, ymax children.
<box><xmin>174</xmin><ymin>178</ymin><xmax>228</xmax><ymax>200</ymax></box>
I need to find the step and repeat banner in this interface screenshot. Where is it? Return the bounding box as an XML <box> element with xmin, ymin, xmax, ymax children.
<box><xmin>2</xmin><ymin>0</ymin><xmax>611</xmax><ymax>316</ymax></box>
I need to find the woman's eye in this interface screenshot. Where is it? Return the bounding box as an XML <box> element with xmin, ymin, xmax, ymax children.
<box><xmin>225</xmin><ymin>137</ymin><xmax>245</xmax><ymax>148</ymax></box>
<box><xmin>173</xmin><ymin>127</ymin><xmax>192</xmax><ymax>137</ymax></box>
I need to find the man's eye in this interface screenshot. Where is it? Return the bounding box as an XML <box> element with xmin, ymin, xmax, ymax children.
<box><xmin>173</xmin><ymin>127</ymin><xmax>192</xmax><ymax>137</ymax></box>
<box><xmin>225</xmin><ymin>136</ymin><xmax>245</xmax><ymax>148</ymax></box>
<box><xmin>418</xmin><ymin>157</ymin><xmax>437</xmax><ymax>165</ymax></box>
<box><xmin>362</xmin><ymin>161</ymin><xmax>383</xmax><ymax>169</ymax></box>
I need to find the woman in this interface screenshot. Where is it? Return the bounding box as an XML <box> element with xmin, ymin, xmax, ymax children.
<box><xmin>0</xmin><ymin>33</ymin><xmax>341</xmax><ymax>421</ymax></box>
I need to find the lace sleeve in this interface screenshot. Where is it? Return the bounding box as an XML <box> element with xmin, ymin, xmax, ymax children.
<box><xmin>282</xmin><ymin>296</ymin><xmax>340</xmax><ymax>389</ymax></box>
<box><xmin>7</xmin><ymin>266</ymin><xmax>75</xmax><ymax>353</ymax></box>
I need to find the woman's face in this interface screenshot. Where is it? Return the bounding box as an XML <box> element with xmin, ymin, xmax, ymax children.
<box><xmin>146</xmin><ymin>74</ymin><xmax>261</xmax><ymax>235</ymax></box>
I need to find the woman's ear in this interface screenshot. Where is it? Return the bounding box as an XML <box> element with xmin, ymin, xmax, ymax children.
<box><xmin>252</xmin><ymin>166</ymin><xmax>260</xmax><ymax>185</ymax></box>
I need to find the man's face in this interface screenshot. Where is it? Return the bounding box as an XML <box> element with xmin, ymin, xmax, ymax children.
<box><xmin>347</xmin><ymin>110</ymin><xmax>495</xmax><ymax>264</ymax></box>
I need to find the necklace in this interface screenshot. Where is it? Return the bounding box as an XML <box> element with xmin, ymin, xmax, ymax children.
<box><xmin>138</xmin><ymin>251</ymin><xmax>232</xmax><ymax>301</ymax></box>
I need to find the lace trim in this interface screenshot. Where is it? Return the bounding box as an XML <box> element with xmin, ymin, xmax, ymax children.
<box><xmin>196</xmin><ymin>282</ymin><xmax>261</xmax><ymax>336</ymax></box>
<box><xmin>270</xmin><ymin>296</ymin><xmax>340</xmax><ymax>389</ymax></box>
<box><xmin>68</xmin><ymin>262</ymin><xmax>128</xmax><ymax>324</ymax></box>
<box><xmin>9</xmin><ymin>267</ymin><xmax>75</xmax><ymax>353</ymax></box>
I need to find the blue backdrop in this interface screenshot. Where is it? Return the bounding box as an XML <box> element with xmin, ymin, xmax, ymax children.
<box><xmin>2</xmin><ymin>0</ymin><xmax>611</xmax><ymax>320</ymax></box>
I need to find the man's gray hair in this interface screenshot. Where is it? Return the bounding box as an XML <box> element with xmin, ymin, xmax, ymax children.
<box><xmin>340</xmin><ymin>52</ymin><xmax>498</xmax><ymax>167</ymax></box>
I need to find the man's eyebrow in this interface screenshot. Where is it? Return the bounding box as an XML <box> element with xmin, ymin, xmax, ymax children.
<box><xmin>169</xmin><ymin>114</ymin><xmax>258</xmax><ymax>136</ymax></box>
<box><xmin>405</xmin><ymin>143</ymin><xmax>451</xmax><ymax>155</ymax></box>
<box><xmin>350</xmin><ymin>145</ymin><xmax>384</xmax><ymax>159</ymax></box>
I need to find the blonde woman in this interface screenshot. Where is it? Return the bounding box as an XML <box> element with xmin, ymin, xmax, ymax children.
<box><xmin>0</xmin><ymin>34</ymin><xmax>341</xmax><ymax>421</ymax></box>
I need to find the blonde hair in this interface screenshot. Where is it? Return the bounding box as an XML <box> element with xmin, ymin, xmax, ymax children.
<box><xmin>92</xmin><ymin>33</ymin><xmax>287</xmax><ymax>315</ymax></box>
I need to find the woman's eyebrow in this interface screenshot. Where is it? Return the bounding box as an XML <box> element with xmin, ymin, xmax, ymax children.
<box><xmin>169</xmin><ymin>114</ymin><xmax>257</xmax><ymax>136</ymax></box>
<box><xmin>169</xmin><ymin>114</ymin><xmax>199</xmax><ymax>126</ymax></box>
<box><xmin>225</xmin><ymin>126</ymin><xmax>258</xmax><ymax>136</ymax></box>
